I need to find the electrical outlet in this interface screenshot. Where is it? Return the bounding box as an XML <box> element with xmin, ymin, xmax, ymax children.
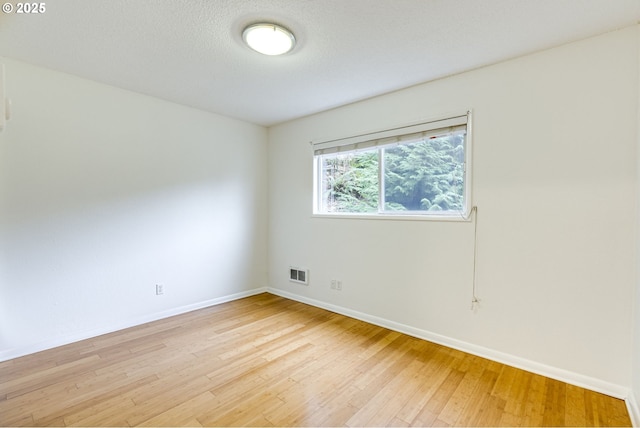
<box><xmin>330</xmin><ymin>279</ymin><xmax>336</xmax><ymax>289</ymax></box>
<box><xmin>336</xmin><ymin>280</ymin><xmax>342</xmax><ymax>291</ymax></box>
<box><xmin>155</xmin><ymin>284</ymin><xmax>164</xmax><ymax>295</ymax></box>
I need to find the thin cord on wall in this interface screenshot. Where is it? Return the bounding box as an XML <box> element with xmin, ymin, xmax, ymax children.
<box><xmin>470</xmin><ymin>206</ymin><xmax>480</xmax><ymax>310</ymax></box>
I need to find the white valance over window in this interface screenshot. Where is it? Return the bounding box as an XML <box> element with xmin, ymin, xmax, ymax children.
<box><xmin>312</xmin><ymin>113</ymin><xmax>468</xmax><ymax>156</ymax></box>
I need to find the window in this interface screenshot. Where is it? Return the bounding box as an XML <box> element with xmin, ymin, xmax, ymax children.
<box><xmin>313</xmin><ymin>113</ymin><xmax>471</xmax><ymax>219</ymax></box>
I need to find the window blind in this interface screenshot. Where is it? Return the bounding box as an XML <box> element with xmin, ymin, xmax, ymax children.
<box><xmin>312</xmin><ymin>113</ymin><xmax>468</xmax><ymax>156</ymax></box>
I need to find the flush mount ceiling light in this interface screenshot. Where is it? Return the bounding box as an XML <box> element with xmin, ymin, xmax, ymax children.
<box><xmin>242</xmin><ymin>23</ymin><xmax>296</xmax><ymax>56</ymax></box>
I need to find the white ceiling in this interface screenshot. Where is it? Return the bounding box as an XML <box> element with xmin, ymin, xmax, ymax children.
<box><xmin>1</xmin><ymin>0</ymin><xmax>639</xmax><ymax>126</ymax></box>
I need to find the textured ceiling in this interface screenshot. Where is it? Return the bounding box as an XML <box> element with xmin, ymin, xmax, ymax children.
<box><xmin>0</xmin><ymin>0</ymin><xmax>639</xmax><ymax>126</ymax></box>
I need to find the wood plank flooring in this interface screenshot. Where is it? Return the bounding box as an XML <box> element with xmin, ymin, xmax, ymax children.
<box><xmin>0</xmin><ymin>293</ymin><xmax>631</xmax><ymax>427</ymax></box>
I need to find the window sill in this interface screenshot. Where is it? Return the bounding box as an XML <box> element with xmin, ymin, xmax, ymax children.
<box><xmin>311</xmin><ymin>212</ymin><xmax>472</xmax><ymax>222</ymax></box>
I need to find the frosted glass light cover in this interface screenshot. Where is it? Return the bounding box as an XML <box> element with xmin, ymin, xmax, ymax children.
<box><xmin>243</xmin><ymin>23</ymin><xmax>295</xmax><ymax>56</ymax></box>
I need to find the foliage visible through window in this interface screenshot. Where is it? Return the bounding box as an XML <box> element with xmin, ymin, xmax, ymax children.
<box><xmin>321</xmin><ymin>149</ymin><xmax>379</xmax><ymax>213</ymax></box>
<box><xmin>315</xmin><ymin>130</ymin><xmax>468</xmax><ymax>217</ymax></box>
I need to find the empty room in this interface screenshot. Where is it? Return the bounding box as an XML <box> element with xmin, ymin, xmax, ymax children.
<box><xmin>1</xmin><ymin>0</ymin><xmax>640</xmax><ymax>426</ymax></box>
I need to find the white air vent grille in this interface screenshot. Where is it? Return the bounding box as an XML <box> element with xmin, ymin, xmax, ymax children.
<box><xmin>289</xmin><ymin>267</ymin><xmax>309</xmax><ymax>285</ymax></box>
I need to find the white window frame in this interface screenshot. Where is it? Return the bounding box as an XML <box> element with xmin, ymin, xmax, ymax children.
<box><xmin>312</xmin><ymin>111</ymin><xmax>473</xmax><ymax>221</ymax></box>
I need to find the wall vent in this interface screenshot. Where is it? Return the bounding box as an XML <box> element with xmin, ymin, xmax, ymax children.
<box><xmin>289</xmin><ymin>267</ymin><xmax>309</xmax><ymax>285</ymax></box>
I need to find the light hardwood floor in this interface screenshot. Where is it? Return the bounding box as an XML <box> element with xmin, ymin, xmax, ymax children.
<box><xmin>0</xmin><ymin>293</ymin><xmax>632</xmax><ymax>427</ymax></box>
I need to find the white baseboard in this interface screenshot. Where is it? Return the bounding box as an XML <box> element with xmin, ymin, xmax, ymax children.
<box><xmin>2</xmin><ymin>285</ymin><xmax>631</xmax><ymax>405</ymax></box>
<box><xmin>628</xmin><ymin>391</ymin><xmax>640</xmax><ymax>427</ymax></box>
<box><xmin>267</xmin><ymin>287</ymin><xmax>630</xmax><ymax>400</ymax></box>
<box><xmin>0</xmin><ymin>287</ymin><xmax>268</xmax><ymax>362</ymax></box>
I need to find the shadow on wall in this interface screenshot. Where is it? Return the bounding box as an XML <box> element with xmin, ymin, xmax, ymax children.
<box><xmin>0</xmin><ymin>180</ymin><xmax>258</xmax><ymax>351</ymax></box>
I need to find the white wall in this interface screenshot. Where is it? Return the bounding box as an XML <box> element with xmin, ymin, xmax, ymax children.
<box><xmin>268</xmin><ymin>26</ymin><xmax>638</xmax><ymax>395</ymax></box>
<box><xmin>631</xmin><ymin>24</ymin><xmax>640</xmax><ymax>427</ymax></box>
<box><xmin>0</xmin><ymin>58</ymin><xmax>268</xmax><ymax>359</ymax></box>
